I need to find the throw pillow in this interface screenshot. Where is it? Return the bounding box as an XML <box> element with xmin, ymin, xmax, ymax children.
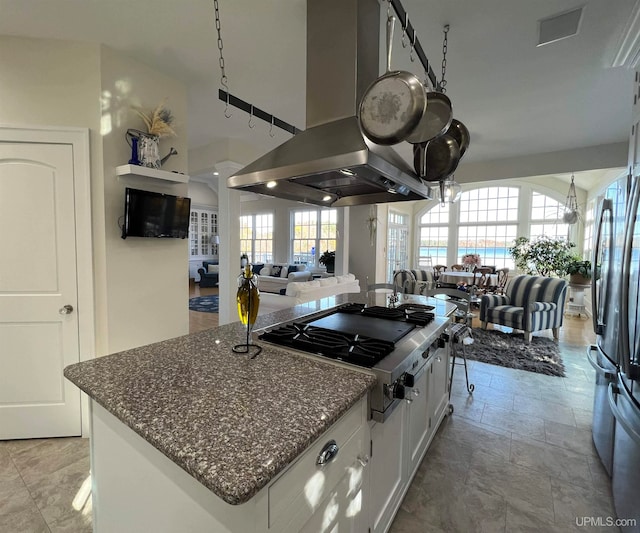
<box><xmin>271</xmin><ymin>265</ymin><xmax>282</xmax><ymax>277</ymax></box>
<box><xmin>208</xmin><ymin>264</ymin><xmax>219</xmax><ymax>274</ymax></box>
<box><xmin>252</xmin><ymin>264</ymin><xmax>264</xmax><ymax>276</ymax></box>
<box><xmin>288</xmin><ymin>264</ymin><xmax>299</xmax><ymax>275</ymax></box>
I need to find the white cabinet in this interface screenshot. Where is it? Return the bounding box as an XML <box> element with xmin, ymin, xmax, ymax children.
<box><xmin>406</xmin><ymin>365</ymin><xmax>430</xmax><ymax>476</ymax></box>
<box><xmin>369</xmin><ymin>401</ymin><xmax>407</xmax><ymax>533</ymax></box>
<box><xmin>265</xmin><ymin>398</ymin><xmax>369</xmax><ymax>532</ymax></box>
<box><xmin>91</xmin><ymin>398</ymin><xmax>369</xmax><ymax>533</ymax></box>
<box><xmin>368</xmin><ymin>339</ymin><xmax>451</xmax><ymax>533</ymax></box>
<box><xmin>428</xmin><ymin>350</ymin><xmax>450</xmax><ymax>441</ymax></box>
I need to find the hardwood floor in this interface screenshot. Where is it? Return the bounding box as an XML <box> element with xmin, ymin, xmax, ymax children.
<box><xmin>188</xmin><ymin>280</ymin><xmax>219</xmax><ymax>333</ymax></box>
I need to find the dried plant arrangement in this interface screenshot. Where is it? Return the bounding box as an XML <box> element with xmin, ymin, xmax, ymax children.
<box><xmin>132</xmin><ymin>100</ymin><xmax>176</xmax><ymax>138</ymax></box>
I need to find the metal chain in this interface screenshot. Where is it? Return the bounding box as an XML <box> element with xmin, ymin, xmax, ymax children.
<box><xmin>440</xmin><ymin>24</ymin><xmax>449</xmax><ymax>93</ymax></box>
<box><xmin>213</xmin><ymin>0</ymin><xmax>228</xmax><ymax>91</ymax></box>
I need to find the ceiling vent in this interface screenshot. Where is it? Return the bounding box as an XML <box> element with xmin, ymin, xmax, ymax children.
<box><xmin>537</xmin><ymin>6</ymin><xmax>584</xmax><ymax>47</ymax></box>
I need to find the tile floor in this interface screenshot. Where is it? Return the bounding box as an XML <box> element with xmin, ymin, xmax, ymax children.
<box><xmin>390</xmin><ymin>334</ymin><xmax>619</xmax><ymax>533</ymax></box>
<box><xmin>0</xmin><ymin>319</ymin><xmax>616</xmax><ymax>532</ymax></box>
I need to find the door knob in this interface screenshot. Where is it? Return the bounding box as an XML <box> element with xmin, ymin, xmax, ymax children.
<box><xmin>59</xmin><ymin>304</ymin><xmax>74</xmax><ymax>315</ymax></box>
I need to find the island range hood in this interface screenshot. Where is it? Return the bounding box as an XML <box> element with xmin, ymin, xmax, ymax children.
<box><xmin>227</xmin><ymin>0</ymin><xmax>432</xmax><ymax>207</ymax></box>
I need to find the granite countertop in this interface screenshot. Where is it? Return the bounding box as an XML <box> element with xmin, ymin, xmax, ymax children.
<box><xmin>64</xmin><ymin>295</ymin><xmax>377</xmax><ymax>506</ymax></box>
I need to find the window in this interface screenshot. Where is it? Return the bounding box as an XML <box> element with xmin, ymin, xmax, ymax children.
<box><xmin>387</xmin><ymin>211</ymin><xmax>409</xmax><ymax>281</ymax></box>
<box><xmin>189</xmin><ymin>207</ymin><xmax>218</xmax><ymax>258</ymax></box>
<box><xmin>458</xmin><ymin>187</ymin><xmax>519</xmax><ymax>269</ymax></box>
<box><xmin>292</xmin><ymin>208</ymin><xmax>337</xmax><ymax>265</ymax></box>
<box><xmin>240</xmin><ymin>213</ymin><xmax>274</xmax><ymax>263</ymax></box>
<box><xmin>418</xmin><ymin>203</ymin><xmax>449</xmax><ymax>266</ymax></box>
<box><xmin>416</xmin><ymin>185</ymin><xmax>575</xmax><ymax>272</ymax></box>
<box><xmin>529</xmin><ymin>192</ymin><xmax>569</xmax><ymax>241</ymax></box>
<box><xmin>583</xmin><ymin>198</ymin><xmax>596</xmax><ymax>261</ymax></box>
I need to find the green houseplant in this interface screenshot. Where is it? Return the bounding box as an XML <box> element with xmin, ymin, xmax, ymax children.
<box><xmin>319</xmin><ymin>250</ymin><xmax>336</xmax><ymax>273</ymax></box>
<box><xmin>566</xmin><ymin>259</ymin><xmax>592</xmax><ymax>284</ymax></box>
<box><xmin>508</xmin><ymin>236</ymin><xmax>577</xmax><ymax>277</ymax></box>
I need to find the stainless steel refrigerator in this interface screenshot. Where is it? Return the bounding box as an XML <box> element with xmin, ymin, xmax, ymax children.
<box><xmin>590</xmin><ymin>176</ymin><xmax>628</xmax><ymax>476</ymax></box>
<box><xmin>608</xmin><ymin>171</ymin><xmax>640</xmax><ymax>531</ymax></box>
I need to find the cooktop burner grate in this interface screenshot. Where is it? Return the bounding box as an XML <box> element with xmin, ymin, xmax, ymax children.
<box><xmin>258</xmin><ymin>323</ymin><xmax>394</xmax><ymax>368</ymax></box>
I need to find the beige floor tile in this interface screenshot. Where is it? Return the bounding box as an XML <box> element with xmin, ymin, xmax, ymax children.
<box><xmin>448</xmin><ymin>392</ymin><xmax>486</xmax><ymax>422</ymax></box>
<box><xmin>551</xmin><ymin>477</ymin><xmax>618</xmax><ymax>532</ymax></box>
<box><xmin>27</xmin><ymin>456</ymin><xmax>91</xmax><ymax>527</ymax></box>
<box><xmin>544</xmin><ymin>420</ymin><xmax>599</xmax><ymax>457</ymax></box>
<box><xmin>10</xmin><ymin>438</ymin><xmax>89</xmax><ymax>487</ymax></box>
<box><xmin>0</xmin><ymin>504</ymin><xmax>50</xmax><ymax>533</ymax></box>
<box><xmin>466</xmin><ymin>449</ymin><xmax>554</xmax><ymax>511</ymax></box>
<box><xmin>481</xmin><ymin>404</ymin><xmax>546</xmax><ymax>440</ymax></box>
<box><xmin>512</xmin><ymin>395</ymin><xmax>577</xmax><ymax>426</ymax></box>
<box><xmin>573</xmin><ymin>407</ymin><xmax>594</xmax><ymax>431</ymax></box>
<box><xmin>509</xmin><ymin>434</ymin><xmax>593</xmax><ymax>491</ymax></box>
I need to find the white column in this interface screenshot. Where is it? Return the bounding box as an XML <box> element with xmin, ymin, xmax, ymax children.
<box><xmin>214</xmin><ymin>161</ymin><xmax>243</xmax><ymax>325</ymax></box>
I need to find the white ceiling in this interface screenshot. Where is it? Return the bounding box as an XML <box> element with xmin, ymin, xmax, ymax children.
<box><xmin>0</xmin><ymin>0</ymin><xmax>636</xmax><ymax>188</ymax></box>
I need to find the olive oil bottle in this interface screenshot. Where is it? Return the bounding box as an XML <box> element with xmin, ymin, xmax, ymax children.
<box><xmin>236</xmin><ymin>264</ymin><xmax>260</xmax><ymax>326</ymax></box>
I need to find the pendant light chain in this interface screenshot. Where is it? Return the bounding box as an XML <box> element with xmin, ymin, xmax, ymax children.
<box><xmin>440</xmin><ymin>24</ymin><xmax>449</xmax><ymax>93</ymax></box>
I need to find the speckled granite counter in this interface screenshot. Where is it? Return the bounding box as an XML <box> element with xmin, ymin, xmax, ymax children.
<box><xmin>64</xmin><ymin>294</ymin><xmax>377</xmax><ymax>506</ymax></box>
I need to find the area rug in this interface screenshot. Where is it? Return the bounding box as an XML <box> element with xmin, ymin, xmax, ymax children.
<box><xmin>188</xmin><ymin>295</ymin><xmax>219</xmax><ymax>313</ymax></box>
<box><xmin>464</xmin><ymin>328</ymin><xmax>565</xmax><ymax>377</ymax></box>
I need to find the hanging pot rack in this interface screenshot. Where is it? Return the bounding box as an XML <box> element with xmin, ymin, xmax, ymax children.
<box><xmin>215</xmin><ymin>0</ymin><xmax>438</xmax><ymax>135</ymax></box>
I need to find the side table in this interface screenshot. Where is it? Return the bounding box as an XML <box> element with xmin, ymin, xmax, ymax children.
<box><xmin>566</xmin><ymin>283</ymin><xmax>591</xmax><ymax>317</ymax></box>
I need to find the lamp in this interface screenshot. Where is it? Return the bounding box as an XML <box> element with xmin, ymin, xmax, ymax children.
<box><xmin>434</xmin><ymin>178</ymin><xmax>462</xmax><ymax>206</ymax></box>
<box><xmin>562</xmin><ymin>174</ymin><xmax>579</xmax><ymax>224</ymax></box>
<box><xmin>210</xmin><ymin>234</ymin><xmax>220</xmax><ymax>245</ymax></box>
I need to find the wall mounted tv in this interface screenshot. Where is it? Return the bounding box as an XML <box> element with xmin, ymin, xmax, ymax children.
<box><xmin>121</xmin><ymin>187</ymin><xmax>191</xmax><ymax>239</ymax></box>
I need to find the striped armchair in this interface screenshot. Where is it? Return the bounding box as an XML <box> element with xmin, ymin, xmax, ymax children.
<box><xmin>392</xmin><ymin>269</ymin><xmax>435</xmax><ymax>295</ymax></box>
<box><xmin>479</xmin><ymin>275</ymin><xmax>568</xmax><ymax>343</ymax></box>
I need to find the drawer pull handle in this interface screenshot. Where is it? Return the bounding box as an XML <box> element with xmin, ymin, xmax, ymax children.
<box><xmin>357</xmin><ymin>454</ymin><xmax>370</xmax><ymax>467</ymax></box>
<box><xmin>316</xmin><ymin>440</ymin><xmax>339</xmax><ymax>467</ymax></box>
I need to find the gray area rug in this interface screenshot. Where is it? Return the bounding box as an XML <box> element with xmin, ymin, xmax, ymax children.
<box><xmin>464</xmin><ymin>328</ymin><xmax>565</xmax><ymax>377</ymax></box>
<box><xmin>189</xmin><ymin>295</ymin><xmax>219</xmax><ymax>313</ymax></box>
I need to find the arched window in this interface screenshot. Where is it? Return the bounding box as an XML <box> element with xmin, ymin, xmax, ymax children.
<box><xmin>529</xmin><ymin>192</ymin><xmax>569</xmax><ymax>240</ymax></box>
<box><xmin>416</xmin><ymin>185</ymin><xmax>572</xmax><ymax>271</ymax></box>
<box><xmin>418</xmin><ymin>202</ymin><xmax>449</xmax><ymax>265</ymax></box>
<box><xmin>458</xmin><ymin>187</ymin><xmax>519</xmax><ymax>269</ymax></box>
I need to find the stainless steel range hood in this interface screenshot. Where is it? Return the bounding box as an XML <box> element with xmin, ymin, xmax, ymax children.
<box><xmin>227</xmin><ymin>0</ymin><xmax>431</xmax><ymax>207</ymax></box>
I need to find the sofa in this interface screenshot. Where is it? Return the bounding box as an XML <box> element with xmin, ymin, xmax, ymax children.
<box><xmin>480</xmin><ymin>275</ymin><xmax>568</xmax><ymax>343</ymax></box>
<box><xmin>258</xmin><ymin>263</ymin><xmax>312</xmax><ymax>293</ymax></box>
<box><xmin>283</xmin><ymin>273</ymin><xmax>360</xmax><ymax>304</ymax></box>
<box><xmin>198</xmin><ymin>261</ymin><xmax>219</xmax><ymax>288</ymax></box>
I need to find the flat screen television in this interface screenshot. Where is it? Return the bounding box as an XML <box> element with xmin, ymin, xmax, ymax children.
<box><xmin>122</xmin><ymin>187</ymin><xmax>191</xmax><ymax>239</ymax></box>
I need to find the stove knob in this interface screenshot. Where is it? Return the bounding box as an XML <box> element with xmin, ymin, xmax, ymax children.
<box><xmin>438</xmin><ymin>336</ymin><xmax>446</xmax><ymax>348</ymax></box>
<box><xmin>403</xmin><ymin>373</ymin><xmax>415</xmax><ymax>388</ymax></box>
<box><xmin>393</xmin><ymin>383</ymin><xmax>406</xmax><ymax>400</ymax></box>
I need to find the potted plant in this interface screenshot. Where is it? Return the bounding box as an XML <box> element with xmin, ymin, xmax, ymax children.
<box><xmin>319</xmin><ymin>250</ymin><xmax>336</xmax><ymax>273</ymax></box>
<box><xmin>508</xmin><ymin>236</ymin><xmax>576</xmax><ymax>277</ymax></box>
<box><xmin>566</xmin><ymin>259</ymin><xmax>592</xmax><ymax>285</ymax></box>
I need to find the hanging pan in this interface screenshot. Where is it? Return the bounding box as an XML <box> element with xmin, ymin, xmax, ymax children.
<box><xmin>445</xmin><ymin>119</ymin><xmax>470</xmax><ymax>157</ymax></box>
<box><xmin>413</xmin><ymin>134</ymin><xmax>460</xmax><ymax>181</ymax></box>
<box><xmin>359</xmin><ymin>15</ymin><xmax>427</xmax><ymax>145</ymax></box>
<box><xmin>405</xmin><ymin>91</ymin><xmax>453</xmax><ymax>144</ymax></box>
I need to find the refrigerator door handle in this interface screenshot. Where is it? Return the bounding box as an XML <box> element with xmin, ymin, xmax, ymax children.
<box><xmin>587</xmin><ymin>344</ymin><xmax>615</xmax><ymax>379</ymax></box>
<box><xmin>620</xmin><ymin>178</ymin><xmax>640</xmax><ymax>376</ymax></box>
<box><xmin>592</xmin><ymin>198</ymin><xmax>613</xmax><ymax>335</ymax></box>
<box><xmin>608</xmin><ymin>383</ymin><xmax>640</xmax><ymax>445</ymax></box>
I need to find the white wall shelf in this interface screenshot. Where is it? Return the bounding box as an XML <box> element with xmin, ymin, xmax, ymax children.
<box><xmin>116</xmin><ymin>164</ymin><xmax>189</xmax><ymax>184</ymax></box>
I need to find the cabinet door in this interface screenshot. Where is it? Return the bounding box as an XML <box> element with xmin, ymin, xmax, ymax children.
<box><xmin>428</xmin><ymin>350</ymin><xmax>449</xmax><ymax>440</ymax></box>
<box><xmin>406</xmin><ymin>365</ymin><xmax>430</xmax><ymax>476</ymax></box>
<box><xmin>299</xmin><ymin>459</ymin><xmax>369</xmax><ymax>533</ymax></box>
<box><xmin>369</xmin><ymin>401</ymin><xmax>406</xmax><ymax>533</ymax></box>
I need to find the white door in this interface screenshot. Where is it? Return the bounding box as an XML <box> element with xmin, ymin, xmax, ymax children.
<box><xmin>0</xmin><ymin>142</ymin><xmax>81</xmax><ymax>439</ymax></box>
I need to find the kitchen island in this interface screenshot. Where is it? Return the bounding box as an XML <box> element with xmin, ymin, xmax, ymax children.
<box><xmin>65</xmin><ymin>293</ymin><xmax>455</xmax><ymax>532</ymax></box>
